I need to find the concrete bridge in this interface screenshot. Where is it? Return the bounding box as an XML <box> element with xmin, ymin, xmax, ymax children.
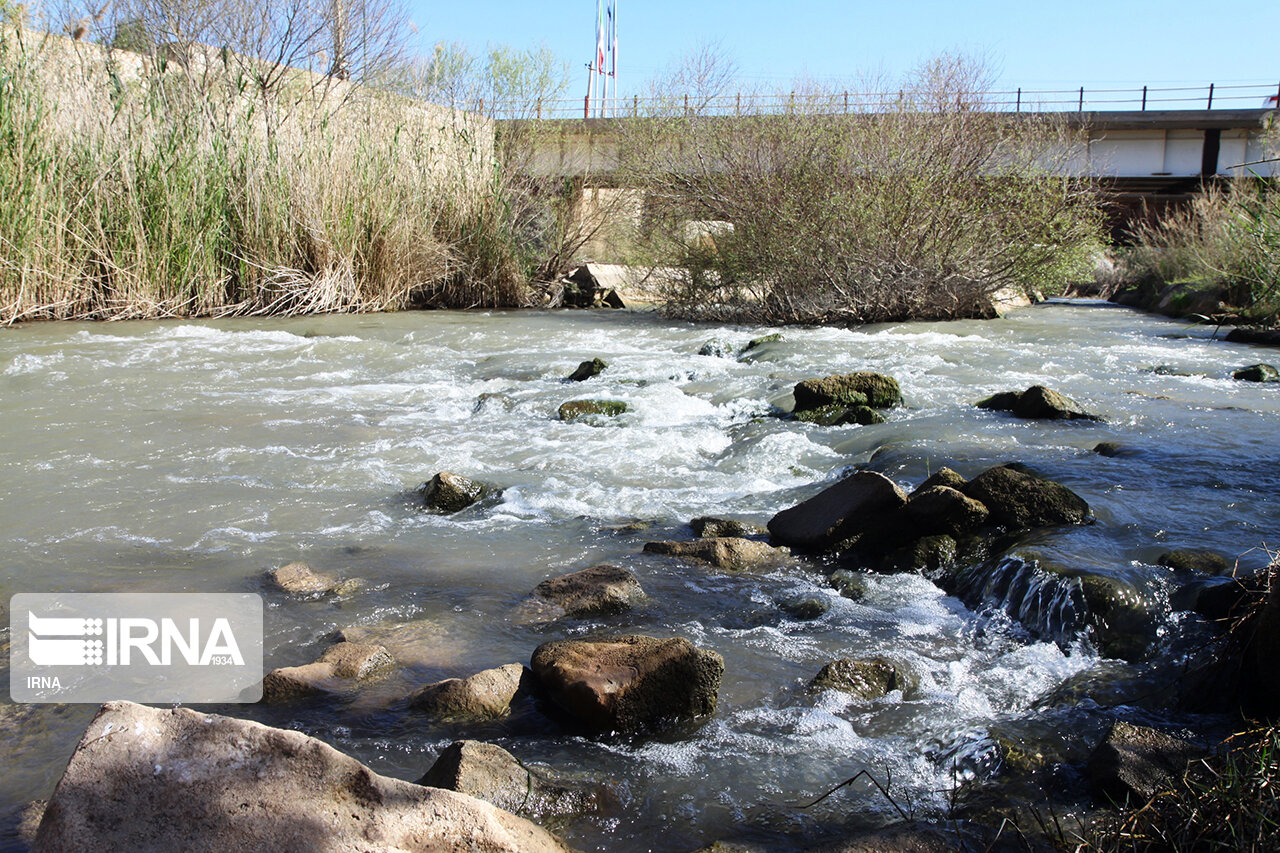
<box><xmin>510</xmin><ymin>108</ymin><xmax>1276</xmax><ymax>247</ymax></box>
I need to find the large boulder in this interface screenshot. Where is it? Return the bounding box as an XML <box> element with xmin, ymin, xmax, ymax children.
<box><xmin>767</xmin><ymin>471</ymin><xmax>908</xmax><ymax>551</ymax></box>
<box><xmin>419</xmin><ymin>472</ymin><xmax>489</xmax><ymax>513</ymax></box>
<box><xmin>793</xmin><ymin>372</ymin><xmax>902</xmax><ymax>411</ymax></box>
<box><xmin>523</xmin><ymin>564</ymin><xmax>646</xmax><ymax>621</ymax></box>
<box><xmin>1086</xmin><ymin>720</ymin><xmax>1201</xmax><ymax>804</ymax></box>
<box><xmin>409</xmin><ymin>663</ymin><xmax>536</xmax><ymax>721</ymax></box>
<box><xmin>977</xmin><ymin>385</ymin><xmax>1101</xmax><ymax>421</ymax></box>
<box><xmin>643</xmin><ymin>537</ymin><xmax>790</xmax><ymax>571</ymax></box>
<box><xmin>261</xmin><ymin>642</ymin><xmax>393</xmax><ymax>703</ymax></box>
<box><xmin>418</xmin><ymin>740</ymin><xmax>595</xmax><ymax>821</ymax></box>
<box><xmin>530</xmin><ymin>635</ymin><xmax>723</xmax><ymax>733</ymax></box>
<box><xmin>960</xmin><ymin>466</ymin><xmax>1090</xmax><ymax>529</ymax></box>
<box><xmin>33</xmin><ymin>701</ymin><xmax>568</xmax><ymax>853</ymax></box>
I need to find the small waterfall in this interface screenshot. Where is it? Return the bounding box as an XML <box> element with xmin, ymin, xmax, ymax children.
<box><xmin>956</xmin><ymin>556</ymin><xmax>1094</xmax><ymax>651</ymax></box>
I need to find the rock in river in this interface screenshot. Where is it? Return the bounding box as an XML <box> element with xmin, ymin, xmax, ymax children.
<box><xmin>1232</xmin><ymin>363</ymin><xmax>1280</xmax><ymax>382</ymax></box>
<box><xmin>530</xmin><ymin>635</ymin><xmax>723</xmax><ymax>733</ymax></box>
<box><xmin>264</xmin><ymin>561</ymin><xmax>360</xmax><ymax>598</ymax></box>
<box><xmin>566</xmin><ymin>358</ymin><xmax>607</xmax><ymax>382</ymax></box>
<box><xmin>960</xmin><ymin>466</ymin><xmax>1090</xmax><ymax>529</ymax></box>
<box><xmin>419</xmin><ymin>471</ymin><xmax>490</xmax><ymax>513</ymax></box>
<box><xmin>792</xmin><ymin>372</ymin><xmax>902</xmax><ymax>411</ymax></box>
<box><xmin>557</xmin><ymin>399</ymin><xmax>629</xmax><ymax>422</ymax></box>
<box><xmin>418</xmin><ymin>740</ymin><xmax>595</xmax><ymax>821</ymax></box>
<box><xmin>767</xmin><ymin>471</ymin><xmax>908</xmax><ymax>552</ymax></box>
<box><xmin>261</xmin><ymin>641</ymin><xmax>393</xmax><ymax>703</ymax></box>
<box><xmin>34</xmin><ymin>701</ymin><xmax>568</xmax><ymax>853</ymax></box>
<box><xmin>976</xmin><ymin>385</ymin><xmax>1101</xmax><ymax>421</ymax></box>
<box><xmin>643</xmin><ymin>537</ymin><xmax>790</xmax><ymax>570</ymax></box>
<box><xmin>522</xmin><ymin>564</ymin><xmax>646</xmax><ymax>621</ymax></box>
<box><xmin>1085</xmin><ymin>720</ymin><xmax>1202</xmax><ymax>804</ymax></box>
<box><xmin>409</xmin><ymin>663</ymin><xmax>536</xmax><ymax>721</ymax></box>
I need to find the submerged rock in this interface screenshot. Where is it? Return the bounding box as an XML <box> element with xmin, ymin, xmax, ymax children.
<box><xmin>261</xmin><ymin>641</ymin><xmax>393</xmax><ymax>703</ymax></box>
<box><xmin>524</xmin><ymin>564</ymin><xmax>645</xmax><ymax>621</ymax></box>
<box><xmin>778</xmin><ymin>594</ymin><xmax>830</xmax><ymax>620</ymax></box>
<box><xmin>793</xmin><ymin>404</ymin><xmax>886</xmax><ymax>426</ymax></box>
<box><xmin>264</xmin><ymin>561</ymin><xmax>359</xmax><ymax>598</ymax></box>
<box><xmin>767</xmin><ymin>471</ymin><xmax>908</xmax><ymax>552</ymax></box>
<box><xmin>335</xmin><ymin>619</ymin><xmax>460</xmax><ymax>669</ymax></box>
<box><xmin>34</xmin><ymin>701</ymin><xmax>568</xmax><ymax>853</ymax></box>
<box><xmin>643</xmin><ymin>537</ymin><xmax>790</xmax><ymax>571</ymax></box>
<box><xmin>418</xmin><ymin>740</ymin><xmax>596</xmax><ymax>821</ymax></box>
<box><xmin>809</xmin><ymin>658</ymin><xmax>913</xmax><ymax>700</ymax></box>
<box><xmin>1086</xmin><ymin>720</ymin><xmax>1202</xmax><ymax>804</ymax></box>
<box><xmin>793</xmin><ymin>372</ymin><xmax>902</xmax><ymax>411</ymax></box>
<box><xmin>977</xmin><ymin>385</ymin><xmax>1101</xmax><ymax>421</ymax></box>
<box><xmin>1157</xmin><ymin>549</ymin><xmax>1231</xmax><ymax>574</ymax></box>
<box><xmin>828</xmin><ymin>569</ymin><xmax>869</xmax><ymax>601</ymax></box>
<box><xmin>691</xmin><ymin>516</ymin><xmax>763</xmax><ymax>539</ymax></box>
<box><xmin>1232</xmin><ymin>363</ymin><xmax>1280</xmax><ymax>382</ymax></box>
<box><xmin>557</xmin><ymin>399</ymin><xmax>629</xmax><ymax>422</ymax></box>
<box><xmin>530</xmin><ymin>635</ymin><xmax>723</xmax><ymax>733</ymax></box>
<box><xmin>566</xmin><ymin>358</ymin><xmax>607</xmax><ymax>382</ymax></box>
<box><xmin>409</xmin><ymin>663</ymin><xmax>536</xmax><ymax>721</ymax></box>
<box><xmin>419</xmin><ymin>471</ymin><xmax>489</xmax><ymax>513</ymax></box>
<box><xmin>960</xmin><ymin>466</ymin><xmax>1091</xmax><ymax>529</ymax></box>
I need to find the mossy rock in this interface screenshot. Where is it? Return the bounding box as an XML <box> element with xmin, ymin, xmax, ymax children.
<box><xmin>912</xmin><ymin>467</ymin><xmax>967</xmax><ymax>494</ymax></box>
<box><xmin>558</xmin><ymin>399</ymin><xmax>629</xmax><ymax>422</ymax></box>
<box><xmin>793</xmin><ymin>372</ymin><xmax>902</xmax><ymax>411</ymax></box>
<box><xmin>828</xmin><ymin>569</ymin><xmax>869</xmax><ymax>601</ymax></box>
<box><xmin>809</xmin><ymin>658</ymin><xmax>914</xmax><ymax>700</ymax></box>
<box><xmin>879</xmin><ymin>534</ymin><xmax>958</xmax><ymax>576</ymax></box>
<box><xmin>793</xmin><ymin>404</ymin><xmax>885</xmax><ymax>426</ymax></box>
<box><xmin>418</xmin><ymin>472</ymin><xmax>489</xmax><ymax>514</ymax></box>
<box><xmin>1157</xmin><ymin>549</ymin><xmax>1231</xmax><ymax>574</ymax></box>
<box><xmin>566</xmin><ymin>358</ymin><xmax>607</xmax><ymax>382</ymax></box>
<box><xmin>778</xmin><ymin>595</ymin><xmax>830</xmax><ymax>620</ymax></box>
<box><xmin>690</xmin><ymin>517</ymin><xmax>763</xmax><ymax>539</ymax></box>
<box><xmin>744</xmin><ymin>333</ymin><xmax>782</xmax><ymax>350</ymax></box>
<box><xmin>1233</xmin><ymin>363</ymin><xmax>1280</xmax><ymax>382</ymax></box>
<box><xmin>960</xmin><ymin>466</ymin><xmax>1090</xmax><ymax>529</ymax></box>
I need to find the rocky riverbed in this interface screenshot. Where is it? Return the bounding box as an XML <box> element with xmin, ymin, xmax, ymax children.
<box><xmin>3</xmin><ymin>300</ymin><xmax>1280</xmax><ymax>851</ymax></box>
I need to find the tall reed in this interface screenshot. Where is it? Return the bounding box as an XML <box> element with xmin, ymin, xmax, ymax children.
<box><xmin>0</xmin><ymin>25</ymin><xmax>534</xmax><ymax>323</ymax></box>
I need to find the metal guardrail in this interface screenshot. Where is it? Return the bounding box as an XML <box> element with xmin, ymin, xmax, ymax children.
<box><xmin>472</xmin><ymin>81</ymin><xmax>1280</xmax><ymax>120</ymax></box>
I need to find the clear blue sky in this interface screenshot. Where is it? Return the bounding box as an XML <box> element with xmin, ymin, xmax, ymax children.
<box><xmin>404</xmin><ymin>0</ymin><xmax>1280</xmax><ymax>101</ymax></box>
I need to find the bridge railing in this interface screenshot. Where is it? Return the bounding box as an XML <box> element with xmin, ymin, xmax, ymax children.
<box><xmin>475</xmin><ymin>81</ymin><xmax>1280</xmax><ymax>120</ymax></box>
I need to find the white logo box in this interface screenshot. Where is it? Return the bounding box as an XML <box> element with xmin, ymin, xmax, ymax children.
<box><xmin>10</xmin><ymin>593</ymin><xmax>263</xmax><ymax>703</ymax></box>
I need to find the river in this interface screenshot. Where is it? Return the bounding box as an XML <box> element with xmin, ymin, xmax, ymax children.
<box><xmin>2</xmin><ymin>301</ymin><xmax>1278</xmax><ymax>850</ymax></box>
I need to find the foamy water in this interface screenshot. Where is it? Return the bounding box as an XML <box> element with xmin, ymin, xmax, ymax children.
<box><xmin>2</xmin><ymin>302</ymin><xmax>1278</xmax><ymax>850</ymax></box>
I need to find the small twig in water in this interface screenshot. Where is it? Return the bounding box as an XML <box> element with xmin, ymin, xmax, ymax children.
<box><xmin>797</xmin><ymin>768</ymin><xmax>910</xmax><ymax>821</ymax></box>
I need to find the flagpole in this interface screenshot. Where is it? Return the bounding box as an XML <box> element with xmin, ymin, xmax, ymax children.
<box><xmin>611</xmin><ymin>0</ymin><xmax>618</xmax><ymax>117</ymax></box>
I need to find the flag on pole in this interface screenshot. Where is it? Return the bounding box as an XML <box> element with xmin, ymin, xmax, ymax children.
<box><xmin>596</xmin><ymin>0</ymin><xmax>606</xmax><ymax>72</ymax></box>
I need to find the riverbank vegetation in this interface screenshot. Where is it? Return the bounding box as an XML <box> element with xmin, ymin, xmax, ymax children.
<box><xmin>1108</xmin><ymin>174</ymin><xmax>1280</xmax><ymax>325</ymax></box>
<box><xmin>0</xmin><ymin>0</ymin><xmax>600</xmax><ymax>323</ymax></box>
<box><xmin>617</xmin><ymin>53</ymin><xmax>1106</xmax><ymax>324</ymax></box>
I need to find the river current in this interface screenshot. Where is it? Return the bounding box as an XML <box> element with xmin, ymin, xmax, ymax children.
<box><xmin>2</xmin><ymin>301</ymin><xmax>1278</xmax><ymax>850</ymax></box>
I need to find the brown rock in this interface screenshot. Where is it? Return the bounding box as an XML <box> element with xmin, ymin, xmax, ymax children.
<box><xmin>336</xmin><ymin>619</ymin><xmax>459</xmax><ymax>669</ymax></box>
<box><xmin>261</xmin><ymin>642</ymin><xmax>393</xmax><ymax>703</ymax></box>
<box><xmin>525</xmin><ymin>564</ymin><xmax>645</xmax><ymax>621</ymax></box>
<box><xmin>264</xmin><ymin>561</ymin><xmax>354</xmax><ymax>597</ymax></box>
<box><xmin>531</xmin><ymin>635</ymin><xmax>723</xmax><ymax>733</ymax></box>
<box><xmin>810</xmin><ymin>658</ymin><xmax>911</xmax><ymax>700</ymax></box>
<box><xmin>418</xmin><ymin>740</ymin><xmax>595</xmax><ymax>820</ymax></box>
<box><xmin>643</xmin><ymin>537</ymin><xmax>790</xmax><ymax>570</ymax></box>
<box><xmin>409</xmin><ymin>663</ymin><xmax>534</xmax><ymax>721</ymax></box>
<box><xmin>691</xmin><ymin>516</ymin><xmax>763</xmax><ymax>538</ymax></box>
<box><xmin>767</xmin><ymin>471</ymin><xmax>908</xmax><ymax>551</ymax></box>
<box><xmin>419</xmin><ymin>471</ymin><xmax>488</xmax><ymax>513</ymax></box>
<box><xmin>34</xmin><ymin>701</ymin><xmax>569</xmax><ymax>853</ymax></box>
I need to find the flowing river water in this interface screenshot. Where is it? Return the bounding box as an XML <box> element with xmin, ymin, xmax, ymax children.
<box><xmin>2</xmin><ymin>300</ymin><xmax>1279</xmax><ymax>850</ymax></box>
